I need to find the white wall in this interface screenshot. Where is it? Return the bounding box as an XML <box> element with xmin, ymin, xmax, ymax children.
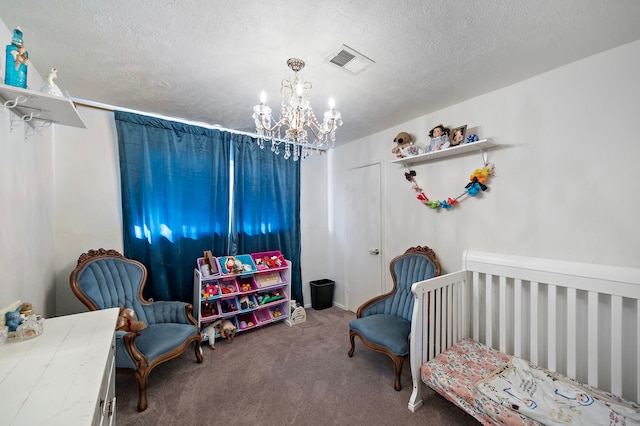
<box><xmin>4</xmin><ymin>12</ymin><xmax>639</xmax><ymax>315</ymax></box>
<box><xmin>53</xmin><ymin>106</ymin><xmax>122</xmax><ymax>316</ymax></box>
<box><xmin>326</xmin><ymin>39</ymin><xmax>640</xmax><ymax>308</ymax></box>
<box><xmin>0</xmin><ymin>21</ymin><xmax>54</xmax><ymax>316</ymax></box>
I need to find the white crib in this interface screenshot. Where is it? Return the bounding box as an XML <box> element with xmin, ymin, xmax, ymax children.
<box><xmin>408</xmin><ymin>250</ymin><xmax>640</xmax><ymax>414</ymax></box>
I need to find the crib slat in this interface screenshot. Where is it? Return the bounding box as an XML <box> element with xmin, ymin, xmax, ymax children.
<box><xmin>547</xmin><ymin>284</ymin><xmax>557</xmax><ymax>372</ymax></box>
<box><xmin>435</xmin><ymin>287</ymin><xmax>442</xmax><ymax>355</ymax></box>
<box><xmin>428</xmin><ymin>288</ymin><xmax>435</xmax><ymax>359</ymax></box>
<box><xmin>485</xmin><ymin>274</ymin><xmax>493</xmax><ymax>347</ymax></box>
<box><xmin>447</xmin><ymin>283</ymin><xmax>453</xmax><ymax>349</ymax></box>
<box><xmin>611</xmin><ymin>295</ymin><xmax>622</xmax><ymax>396</ymax></box>
<box><xmin>566</xmin><ymin>288</ymin><xmax>577</xmax><ymax>378</ymax></box>
<box><xmin>514</xmin><ymin>279</ymin><xmax>522</xmax><ymax>357</ymax></box>
<box><xmin>587</xmin><ymin>291</ymin><xmax>598</xmax><ymax>388</ymax></box>
<box><xmin>499</xmin><ymin>276</ymin><xmax>506</xmax><ymax>353</ymax></box>
<box><xmin>472</xmin><ymin>271</ymin><xmax>480</xmax><ymax>341</ymax></box>
<box><xmin>452</xmin><ymin>280</ymin><xmax>459</xmax><ymax>344</ymax></box>
<box><xmin>530</xmin><ymin>281</ymin><xmax>539</xmax><ymax>364</ymax></box>
<box><xmin>638</xmin><ymin>299</ymin><xmax>640</xmax><ymax>401</ymax></box>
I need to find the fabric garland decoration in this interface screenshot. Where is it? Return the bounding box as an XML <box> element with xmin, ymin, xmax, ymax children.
<box><xmin>405</xmin><ymin>164</ymin><xmax>495</xmax><ymax>210</ymax></box>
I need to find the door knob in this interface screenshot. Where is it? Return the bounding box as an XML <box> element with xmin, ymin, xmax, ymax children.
<box><xmin>369</xmin><ymin>249</ymin><xmax>380</xmax><ymax>255</ymax></box>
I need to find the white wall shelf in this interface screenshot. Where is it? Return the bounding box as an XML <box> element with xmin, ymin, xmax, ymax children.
<box><xmin>390</xmin><ymin>139</ymin><xmax>494</xmax><ymax>165</ymax></box>
<box><xmin>0</xmin><ymin>83</ymin><xmax>86</xmax><ymax>128</ymax></box>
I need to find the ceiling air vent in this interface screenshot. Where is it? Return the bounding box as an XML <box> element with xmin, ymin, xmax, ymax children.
<box><xmin>326</xmin><ymin>45</ymin><xmax>374</xmax><ymax>75</ymax></box>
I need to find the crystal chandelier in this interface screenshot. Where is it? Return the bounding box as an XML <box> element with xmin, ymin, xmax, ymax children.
<box><xmin>252</xmin><ymin>58</ymin><xmax>343</xmax><ymax>161</ymax></box>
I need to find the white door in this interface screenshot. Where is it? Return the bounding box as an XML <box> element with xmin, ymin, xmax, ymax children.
<box><xmin>346</xmin><ymin>163</ymin><xmax>383</xmax><ymax>312</ymax></box>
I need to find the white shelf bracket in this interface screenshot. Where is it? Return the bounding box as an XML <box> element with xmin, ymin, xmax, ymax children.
<box><xmin>3</xmin><ymin>95</ymin><xmax>27</xmax><ymax>111</ymax></box>
<box><xmin>480</xmin><ymin>149</ymin><xmax>489</xmax><ymax>166</ymax></box>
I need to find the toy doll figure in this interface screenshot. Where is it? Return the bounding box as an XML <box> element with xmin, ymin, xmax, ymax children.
<box><xmin>427</xmin><ymin>124</ymin><xmax>450</xmax><ymax>152</ymax></box>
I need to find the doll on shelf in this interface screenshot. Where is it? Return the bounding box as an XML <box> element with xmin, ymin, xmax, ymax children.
<box><xmin>427</xmin><ymin>124</ymin><xmax>451</xmax><ymax>152</ymax></box>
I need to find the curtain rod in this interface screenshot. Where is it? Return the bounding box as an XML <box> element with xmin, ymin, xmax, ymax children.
<box><xmin>71</xmin><ymin>98</ymin><xmax>262</xmax><ymax>138</ymax></box>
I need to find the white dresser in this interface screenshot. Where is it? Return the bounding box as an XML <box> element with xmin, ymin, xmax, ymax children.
<box><xmin>0</xmin><ymin>308</ymin><xmax>119</xmax><ymax>425</ymax></box>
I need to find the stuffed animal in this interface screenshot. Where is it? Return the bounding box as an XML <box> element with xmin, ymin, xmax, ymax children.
<box><xmin>5</xmin><ymin>307</ymin><xmax>23</xmax><ymax>332</ymax></box>
<box><xmin>201</xmin><ymin>319</ymin><xmax>236</xmax><ymax>350</ymax></box>
<box><xmin>116</xmin><ymin>307</ymin><xmax>147</xmax><ymax>333</ymax></box>
<box><xmin>218</xmin><ymin>319</ymin><xmax>236</xmax><ymax>341</ymax></box>
<box><xmin>391</xmin><ymin>132</ymin><xmax>413</xmax><ymax>158</ymax></box>
<box><xmin>201</xmin><ymin>321</ymin><xmax>220</xmax><ymax>349</ymax></box>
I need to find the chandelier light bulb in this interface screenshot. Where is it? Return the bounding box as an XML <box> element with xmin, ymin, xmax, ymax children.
<box><xmin>252</xmin><ymin>57</ymin><xmax>343</xmax><ymax>160</ymax></box>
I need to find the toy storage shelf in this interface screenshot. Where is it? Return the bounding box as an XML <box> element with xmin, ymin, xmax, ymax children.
<box><xmin>390</xmin><ymin>139</ymin><xmax>494</xmax><ymax>165</ymax></box>
<box><xmin>193</xmin><ymin>251</ymin><xmax>292</xmax><ymax>345</ymax></box>
<box><xmin>0</xmin><ymin>83</ymin><xmax>86</xmax><ymax>128</ymax></box>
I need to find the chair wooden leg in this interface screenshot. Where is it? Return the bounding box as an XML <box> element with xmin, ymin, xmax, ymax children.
<box><xmin>134</xmin><ymin>370</ymin><xmax>150</xmax><ymax>412</ymax></box>
<box><xmin>195</xmin><ymin>340</ymin><xmax>204</xmax><ymax>363</ymax></box>
<box><xmin>348</xmin><ymin>331</ymin><xmax>356</xmax><ymax>357</ymax></box>
<box><xmin>393</xmin><ymin>355</ymin><xmax>406</xmax><ymax>391</ymax></box>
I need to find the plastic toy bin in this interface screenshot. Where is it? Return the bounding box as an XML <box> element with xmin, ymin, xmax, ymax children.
<box><xmin>310</xmin><ymin>279</ymin><xmax>335</xmax><ymax>310</ymax></box>
<box><xmin>236</xmin><ymin>312</ymin><xmax>257</xmax><ymax>330</ymax></box>
<box><xmin>254</xmin><ymin>309</ymin><xmax>272</xmax><ymax>324</ymax></box>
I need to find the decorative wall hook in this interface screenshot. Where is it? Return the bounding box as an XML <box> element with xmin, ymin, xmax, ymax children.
<box><xmin>3</xmin><ymin>95</ymin><xmax>27</xmax><ymax>110</ymax></box>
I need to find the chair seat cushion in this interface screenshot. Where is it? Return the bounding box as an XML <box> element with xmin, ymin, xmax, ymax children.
<box><xmin>116</xmin><ymin>323</ymin><xmax>198</xmax><ymax>369</ymax></box>
<box><xmin>349</xmin><ymin>314</ymin><xmax>411</xmax><ymax>356</ymax></box>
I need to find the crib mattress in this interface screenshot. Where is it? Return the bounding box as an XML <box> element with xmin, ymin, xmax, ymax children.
<box><xmin>422</xmin><ymin>338</ymin><xmax>640</xmax><ymax>426</ymax></box>
<box><xmin>420</xmin><ymin>338</ymin><xmax>539</xmax><ymax>426</ymax></box>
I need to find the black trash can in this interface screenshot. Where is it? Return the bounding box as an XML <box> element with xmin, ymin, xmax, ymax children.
<box><xmin>310</xmin><ymin>279</ymin><xmax>335</xmax><ymax>310</ymax></box>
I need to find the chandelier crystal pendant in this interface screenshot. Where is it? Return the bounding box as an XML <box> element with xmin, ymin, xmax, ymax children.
<box><xmin>252</xmin><ymin>58</ymin><xmax>343</xmax><ymax>161</ymax></box>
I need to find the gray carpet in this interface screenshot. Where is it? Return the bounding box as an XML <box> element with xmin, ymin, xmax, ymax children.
<box><xmin>115</xmin><ymin>307</ymin><xmax>478</xmax><ymax>425</ymax></box>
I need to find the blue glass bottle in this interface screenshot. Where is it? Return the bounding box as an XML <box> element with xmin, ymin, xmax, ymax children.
<box><xmin>5</xmin><ymin>27</ymin><xmax>29</xmax><ymax>88</ymax></box>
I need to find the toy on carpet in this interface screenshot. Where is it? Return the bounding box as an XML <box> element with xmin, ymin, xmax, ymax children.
<box><xmin>116</xmin><ymin>307</ymin><xmax>147</xmax><ymax>333</ymax></box>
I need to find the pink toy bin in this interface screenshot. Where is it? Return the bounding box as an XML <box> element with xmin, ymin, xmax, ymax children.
<box><xmin>251</xmin><ymin>251</ymin><xmax>286</xmax><ymax>271</ymax></box>
<box><xmin>219</xmin><ymin>279</ymin><xmax>239</xmax><ymax>296</ymax></box>
<box><xmin>254</xmin><ymin>308</ymin><xmax>272</xmax><ymax>324</ymax></box>
<box><xmin>237</xmin><ymin>312</ymin><xmax>258</xmax><ymax>330</ymax></box>
<box><xmin>237</xmin><ymin>275</ymin><xmax>257</xmax><ymax>293</ymax></box>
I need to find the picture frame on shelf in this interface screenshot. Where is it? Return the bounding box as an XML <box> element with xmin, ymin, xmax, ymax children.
<box><xmin>450</xmin><ymin>125</ymin><xmax>467</xmax><ymax>147</ymax></box>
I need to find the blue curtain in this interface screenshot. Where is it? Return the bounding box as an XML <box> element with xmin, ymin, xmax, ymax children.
<box><xmin>115</xmin><ymin>111</ymin><xmax>303</xmax><ymax>305</ymax></box>
<box><xmin>231</xmin><ymin>136</ymin><xmax>302</xmax><ymax>303</ymax></box>
<box><xmin>115</xmin><ymin>111</ymin><xmax>231</xmax><ymax>302</ymax></box>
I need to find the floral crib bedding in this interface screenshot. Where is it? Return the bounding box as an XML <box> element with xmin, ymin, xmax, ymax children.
<box><xmin>421</xmin><ymin>338</ymin><xmax>640</xmax><ymax>426</ymax></box>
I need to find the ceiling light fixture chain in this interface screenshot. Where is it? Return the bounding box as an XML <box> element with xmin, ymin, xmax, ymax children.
<box><xmin>252</xmin><ymin>58</ymin><xmax>343</xmax><ymax>160</ymax></box>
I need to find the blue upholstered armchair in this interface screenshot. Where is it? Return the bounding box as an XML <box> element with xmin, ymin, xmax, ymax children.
<box><xmin>348</xmin><ymin>246</ymin><xmax>440</xmax><ymax>391</ymax></box>
<box><xmin>69</xmin><ymin>249</ymin><xmax>203</xmax><ymax>411</ymax></box>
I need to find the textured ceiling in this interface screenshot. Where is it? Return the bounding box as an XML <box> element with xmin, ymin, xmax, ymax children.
<box><xmin>2</xmin><ymin>0</ymin><xmax>640</xmax><ymax>144</ymax></box>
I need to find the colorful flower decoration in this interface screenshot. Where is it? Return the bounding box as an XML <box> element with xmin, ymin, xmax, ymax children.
<box><xmin>403</xmin><ymin>164</ymin><xmax>494</xmax><ymax>210</ymax></box>
<box><xmin>466</xmin><ymin>134</ymin><xmax>479</xmax><ymax>143</ymax></box>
